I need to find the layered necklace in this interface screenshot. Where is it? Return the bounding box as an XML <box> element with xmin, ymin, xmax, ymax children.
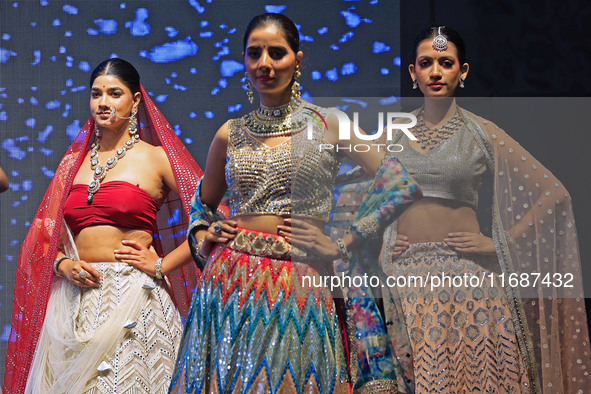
<box><xmin>87</xmin><ymin>116</ymin><xmax>139</xmax><ymax>203</ymax></box>
<box><xmin>243</xmin><ymin>98</ymin><xmax>307</xmax><ymax>137</ymax></box>
<box><xmin>412</xmin><ymin>108</ymin><xmax>463</xmax><ymax>150</ymax></box>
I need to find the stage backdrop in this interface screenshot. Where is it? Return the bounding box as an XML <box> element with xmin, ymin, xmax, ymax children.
<box><xmin>2</xmin><ymin>0</ymin><xmax>590</xmax><ymax>387</ymax></box>
<box><xmin>0</xmin><ymin>0</ymin><xmax>401</xmax><ymax>384</ymax></box>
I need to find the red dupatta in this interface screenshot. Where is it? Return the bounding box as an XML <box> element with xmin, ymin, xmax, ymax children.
<box><xmin>3</xmin><ymin>86</ymin><xmax>203</xmax><ymax>393</ymax></box>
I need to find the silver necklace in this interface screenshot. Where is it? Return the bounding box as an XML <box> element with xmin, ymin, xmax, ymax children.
<box><xmin>87</xmin><ymin>118</ymin><xmax>139</xmax><ymax>203</ymax></box>
<box><xmin>412</xmin><ymin>108</ymin><xmax>463</xmax><ymax>150</ymax></box>
<box><xmin>243</xmin><ymin>98</ymin><xmax>306</xmax><ymax>137</ymax></box>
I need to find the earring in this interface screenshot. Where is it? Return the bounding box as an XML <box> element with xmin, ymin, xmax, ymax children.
<box><xmin>244</xmin><ymin>72</ymin><xmax>254</xmax><ymax>104</ymax></box>
<box><xmin>412</xmin><ymin>79</ymin><xmax>418</xmax><ymax>89</ymax></box>
<box><xmin>128</xmin><ymin>109</ymin><xmax>139</xmax><ymax>139</ymax></box>
<box><xmin>291</xmin><ymin>70</ymin><xmax>302</xmax><ymax>98</ymax></box>
<box><xmin>94</xmin><ymin>122</ymin><xmax>100</xmax><ymax>138</ymax></box>
<box><xmin>459</xmin><ymin>78</ymin><xmax>465</xmax><ymax>88</ymax></box>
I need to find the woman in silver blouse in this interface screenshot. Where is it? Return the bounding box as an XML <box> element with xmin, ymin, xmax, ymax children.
<box><xmin>381</xmin><ymin>25</ymin><xmax>590</xmax><ymax>392</ymax></box>
<box><xmin>170</xmin><ymin>13</ymin><xmax>420</xmax><ymax>393</ymax></box>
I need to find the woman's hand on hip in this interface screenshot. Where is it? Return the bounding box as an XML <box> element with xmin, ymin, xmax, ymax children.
<box><xmin>444</xmin><ymin>232</ymin><xmax>496</xmax><ymax>255</ymax></box>
<box><xmin>205</xmin><ymin>219</ymin><xmax>238</xmax><ymax>244</ymax></box>
<box><xmin>58</xmin><ymin>258</ymin><xmax>101</xmax><ymax>288</ymax></box>
<box><xmin>391</xmin><ymin>233</ymin><xmax>410</xmax><ymax>261</ymax></box>
<box><xmin>114</xmin><ymin>239</ymin><xmax>161</xmax><ymax>276</ymax></box>
<box><xmin>198</xmin><ymin>219</ymin><xmax>238</xmax><ymax>257</ymax></box>
<box><xmin>278</xmin><ymin>218</ymin><xmax>340</xmax><ymax>261</ymax></box>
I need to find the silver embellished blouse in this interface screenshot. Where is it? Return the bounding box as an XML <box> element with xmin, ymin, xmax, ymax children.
<box><xmin>392</xmin><ymin>122</ymin><xmax>487</xmax><ymax>209</ymax></box>
<box><xmin>225</xmin><ymin>100</ymin><xmax>343</xmax><ymax>221</ymax></box>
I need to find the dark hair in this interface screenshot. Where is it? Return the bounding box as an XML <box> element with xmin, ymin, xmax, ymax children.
<box><xmin>243</xmin><ymin>13</ymin><xmax>299</xmax><ymax>53</ymax></box>
<box><xmin>412</xmin><ymin>25</ymin><xmax>467</xmax><ymax>65</ymax></box>
<box><xmin>90</xmin><ymin>58</ymin><xmax>140</xmax><ymax>94</ymax></box>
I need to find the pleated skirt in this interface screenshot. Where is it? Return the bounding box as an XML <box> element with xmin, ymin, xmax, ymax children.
<box><xmin>26</xmin><ymin>263</ymin><xmax>183</xmax><ymax>393</ymax></box>
<box><xmin>385</xmin><ymin>242</ymin><xmax>531</xmax><ymax>393</ymax></box>
<box><xmin>171</xmin><ymin>228</ymin><xmax>349</xmax><ymax>393</ymax></box>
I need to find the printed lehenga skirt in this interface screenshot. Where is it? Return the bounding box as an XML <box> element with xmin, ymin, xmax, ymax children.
<box><xmin>384</xmin><ymin>242</ymin><xmax>531</xmax><ymax>393</ymax></box>
<box><xmin>25</xmin><ymin>263</ymin><xmax>183</xmax><ymax>393</ymax></box>
<box><xmin>171</xmin><ymin>228</ymin><xmax>349</xmax><ymax>393</ymax></box>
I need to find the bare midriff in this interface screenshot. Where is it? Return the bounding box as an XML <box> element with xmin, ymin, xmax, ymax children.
<box><xmin>397</xmin><ymin>197</ymin><xmax>480</xmax><ymax>243</ymax></box>
<box><xmin>74</xmin><ymin>225</ymin><xmax>153</xmax><ymax>262</ymax></box>
<box><xmin>232</xmin><ymin>214</ymin><xmax>326</xmax><ymax>235</ymax></box>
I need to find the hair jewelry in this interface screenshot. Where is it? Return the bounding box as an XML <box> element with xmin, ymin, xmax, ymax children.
<box><xmin>432</xmin><ymin>27</ymin><xmax>448</xmax><ymax>52</ymax></box>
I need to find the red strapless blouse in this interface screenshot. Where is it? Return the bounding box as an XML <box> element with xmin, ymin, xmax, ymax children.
<box><xmin>64</xmin><ymin>181</ymin><xmax>158</xmax><ymax>235</ymax></box>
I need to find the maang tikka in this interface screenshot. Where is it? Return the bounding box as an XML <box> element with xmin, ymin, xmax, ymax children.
<box><xmin>432</xmin><ymin>27</ymin><xmax>448</xmax><ymax>52</ymax></box>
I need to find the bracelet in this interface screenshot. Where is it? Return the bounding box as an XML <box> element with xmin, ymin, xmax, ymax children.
<box><xmin>53</xmin><ymin>256</ymin><xmax>71</xmax><ymax>277</ymax></box>
<box><xmin>195</xmin><ymin>239</ymin><xmax>208</xmax><ymax>265</ymax></box>
<box><xmin>336</xmin><ymin>238</ymin><xmax>352</xmax><ymax>261</ymax></box>
<box><xmin>189</xmin><ymin>219</ymin><xmax>210</xmax><ymax>235</ymax></box>
<box><xmin>154</xmin><ymin>257</ymin><xmax>163</xmax><ymax>279</ymax></box>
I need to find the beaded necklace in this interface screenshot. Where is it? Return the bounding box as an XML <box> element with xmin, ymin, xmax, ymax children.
<box><xmin>412</xmin><ymin>108</ymin><xmax>463</xmax><ymax>150</ymax></box>
<box><xmin>243</xmin><ymin>98</ymin><xmax>307</xmax><ymax>137</ymax></box>
<box><xmin>87</xmin><ymin>117</ymin><xmax>139</xmax><ymax>203</ymax></box>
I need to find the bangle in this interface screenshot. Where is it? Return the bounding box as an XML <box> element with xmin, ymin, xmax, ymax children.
<box><xmin>336</xmin><ymin>238</ymin><xmax>352</xmax><ymax>261</ymax></box>
<box><xmin>154</xmin><ymin>257</ymin><xmax>163</xmax><ymax>279</ymax></box>
<box><xmin>195</xmin><ymin>239</ymin><xmax>208</xmax><ymax>265</ymax></box>
<box><xmin>53</xmin><ymin>256</ymin><xmax>71</xmax><ymax>277</ymax></box>
<box><xmin>189</xmin><ymin>219</ymin><xmax>210</xmax><ymax>236</ymax></box>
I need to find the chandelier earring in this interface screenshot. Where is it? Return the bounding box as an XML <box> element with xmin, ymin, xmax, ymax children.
<box><xmin>244</xmin><ymin>72</ymin><xmax>254</xmax><ymax>104</ymax></box>
<box><xmin>128</xmin><ymin>109</ymin><xmax>139</xmax><ymax>140</ymax></box>
<box><xmin>291</xmin><ymin>70</ymin><xmax>301</xmax><ymax>98</ymax></box>
<box><xmin>412</xmin><ymin>79</ymin><xmax>418</xmax><ymax>90</ymax></box>
<box><xmin>94</xmin><ymin>122</ymin><xmax>100</xmax><ymax>138</ymax></box>
<box><xmin>459</xmin><ymin>78</ymin><xmax>465</xmax><ymax>88</ymax></box>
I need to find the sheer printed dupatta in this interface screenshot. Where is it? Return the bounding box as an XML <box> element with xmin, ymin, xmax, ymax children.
<box><xmin>460</xmin><ymin>108</ymin><xmax>590</xmax><ymax>393</ymax></box>
<box><xmin>338</xmin><ymin>156</ymin><xmax>421</xmax><ymax>393</ymax></box>
<box><xmin>3</xmin><ymin>86</ymin><xmax>203</xmax><ymax>393</ymax></box>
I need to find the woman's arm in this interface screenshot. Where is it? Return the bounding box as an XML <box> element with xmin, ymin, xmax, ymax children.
<box><xmin>199</xmin><ymin>121</ymin><xmax>230</xmax><ymax>209</ymax></box>
<box><xmin>284</xmin><ymin>111</ymin><xmax>421</xmax><ymax>259</ymax></box>
<box><xmin>442</xmin><ymin>116</ymin><xmax>568</xmax><ymax>256</ymax></box>
<box><xmin>280</xmin><ymin>112</ymin><xmax>383</xmax><ymax>259</ymax></box>
<box><xmin>113</xmin><ymin>131</ymin><xmax>229</xmax><ymax>277</ymax></box>
<box><xmin>54</xmin><ymin>253</ymin><xmax>101</xmax><ymax>287</ymax></box>
<box><xmin>0</xmin><ymin>166</ymin><xmax>9</xmax><ymax>193</ymax></box>
<box><xmin>477</xmin><ymin>117</ymin><xmax>569</xmax><ymax>240</ymax></box>
<box><xmin>187</xmin><ymin>122</ymin><xmax>237</xmax><ymax>261</ymax></box>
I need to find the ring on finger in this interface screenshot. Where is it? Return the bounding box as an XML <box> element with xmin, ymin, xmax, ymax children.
<box><xmin>212</xmin><ymin>222</ymin><xmax>222</xmax><ymax>234</ymax></box>
<box><xmin>78</xmin><ymin>269</ymin><xmax>87</xmax><ymax>279</ymax></box>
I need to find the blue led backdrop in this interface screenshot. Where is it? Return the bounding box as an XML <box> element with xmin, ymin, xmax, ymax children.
<box><xmin>0</xmin><ymin>0</ymin><xmax>401</xmax><ymax>382</ymax></box>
